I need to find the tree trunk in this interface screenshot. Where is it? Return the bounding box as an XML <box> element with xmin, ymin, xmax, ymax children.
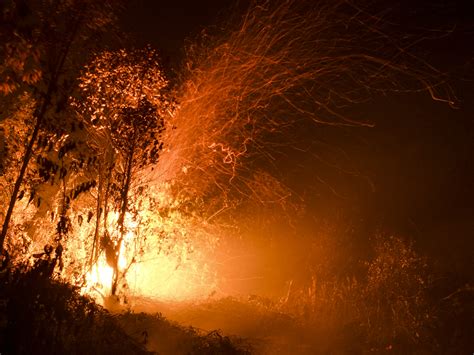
<box><xmin>111</xmin><ymin>141</ymin><xmax>135</xmax><ymax>296</ymax></box>
<box><xmin>89</xmin><ymin>161</ymin><xmax>103</xmax><ymax>268</ymax></box>
<box><xmin>0</xmin><ymin>107</ymin><xmax>42</xmax><ymax>251</ymax></box>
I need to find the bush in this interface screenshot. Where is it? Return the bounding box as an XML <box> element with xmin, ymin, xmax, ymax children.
<box><xmin>362</xmin><ymin>235</ymin><xmax>434</xmax><ymax>352</ymax></box>
<box><xmin>0</xmin><ymin>259</ymin><xmax>150</xmax><ymax>354</ymax></box>
<box><xmin>278</xmin><ymin>235</ymin><xmax>436</xmax><ymax>353</ymax></box>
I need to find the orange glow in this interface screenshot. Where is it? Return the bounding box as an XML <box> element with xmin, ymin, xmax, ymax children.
<box><xmin>81</xmin><ymin>238</ymin><xmax>218</xmax><ymax>303</ymax></box>
<box><xmin>83</xmin><ymin>255</ymin><xmax>114</xmax><ymax>298</ymax></box>
<box><xmin>74</xmin><ymin>188</ymin><xmax>220</xmax><ymax>303</ymax></box>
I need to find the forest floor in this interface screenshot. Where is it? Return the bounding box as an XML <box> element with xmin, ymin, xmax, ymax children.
<box><xmin>117</xmin><ymin>287</ymin><xmax>474</xmax><ymax>355</ymax></box>
<box><xmin>117</xmin><ymin>296</ymin><xmax>358</xmax><ymax>354</ymax></box>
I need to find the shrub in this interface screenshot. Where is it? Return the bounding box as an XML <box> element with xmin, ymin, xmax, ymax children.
<box><xmin>0</xmin><ymin>259</ymin><xmax>150</xmax><ymax>354</ymax></box>
<box><xmin>362</xmin><ymin>235</ymin><xmax>434</xmax><ymax>351</ymax></box>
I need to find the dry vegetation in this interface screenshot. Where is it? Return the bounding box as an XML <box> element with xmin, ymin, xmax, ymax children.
<box><xmin>158</xmin><ymin>234</ymin><xmax>470</xmax><ymax>354</ymax></box>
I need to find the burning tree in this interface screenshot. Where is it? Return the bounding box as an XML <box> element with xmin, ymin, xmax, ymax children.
<box><xmin>76</xmin><ymin>47</ymin><xmax>175</xmax><ymax>295</ymax></box>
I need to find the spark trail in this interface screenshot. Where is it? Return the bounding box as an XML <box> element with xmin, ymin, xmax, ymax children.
<box><xmin>159</xmin><ymin>0</ymin><xmax>450</xmax><ymax>220</ymax></box>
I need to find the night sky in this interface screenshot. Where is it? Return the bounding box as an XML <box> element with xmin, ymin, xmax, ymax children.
<box><xmin>120</xmin><ymin>0</ymin><xmax>474</xmax><ymax>265</ymax></box>
<box><xmin>120</xmin><ymin>0</ymin><xmax>240</xmax><ymax>64</ymax></box>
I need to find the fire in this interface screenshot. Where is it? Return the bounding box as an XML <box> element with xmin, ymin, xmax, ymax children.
<box><xmin>124</xmin><ymin>244</ymin><xmax>217</xmax><ymax>301</ymax></box>
<box><xmin>76</xmin><ymin>194</ymin><xmax>220</xmax><ymax>303</ymax></box>
<box><xmin>81</xmin><ymin>236</ymin><xmax>218</xmax><ymax>303</ymax></box>
<box><xmin>84</xmin><ymin>256</ymin><xmax>114</xmax><ymax>298</ymax></box>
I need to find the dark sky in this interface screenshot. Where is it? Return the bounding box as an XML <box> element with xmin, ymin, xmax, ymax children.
<box><xmin>120</xmin><ymin>0</ymin><xmax>239</xmax><ymax>64</ymax></box>
<box><xmin>120</xmin><ymin>1</ymin><xmax>474</xmax><ymax>264</ymax></box>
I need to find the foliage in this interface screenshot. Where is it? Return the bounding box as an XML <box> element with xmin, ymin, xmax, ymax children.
<box><xmin>0</xmin><ymin>5</ymin><xmax>468</xmax><ymax>355</ymax></box>
<box><xmin>277</xmin><ymin>235</ymin><xmax>436</xmax><ymax>353</ymax></box>
<box><xmin>0</xmin><ymin>0</ymin><xmax>42</xmax><ymax>95</ymax></box>
<box><xmin>116</xmin><ymin>311</ymin><xmax>251</xmax><ymax>355</ymax></box>
<box><xmin>162</xmin><ymin>266</ymin><xmax>471</xmax><ymax>354</ymax></box>
<box><xmin>362</xmin><ymin>235</ymin><xmax>434</xmax><ymax>350</ymax></box>
<box><xmin>0</xmin><ymin>0</ymin><xmax>120</xmax><ymax>252</ymax></box>
<box><xmin>2</xmin><ymin>41</ymin><xmax>178</xmax><ymax>298</ymax></box>
<box><xmin>0</xmin><ymin>93</ymin><xmax>35</xmax><ymax>186</ymax></box>
<box><xmin>0</xmin><ymin>260</ymin><xmax>150</xmax><ymax>354</ymax></box>
<box><xmin>75</xmin><ymin>47</ymin><xmax>175</xmax><ymax>295</ymax></box>
<box><xmin>0</xmin><ymin>0</ymin><xmax>117</xmax><ymax>98</ymax></box>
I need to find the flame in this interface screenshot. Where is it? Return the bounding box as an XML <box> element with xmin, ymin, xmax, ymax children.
<box><xmin>125</xmin><ymin>246</ymin><xmax>217</xmax><ymax>301</ymax></box>
<box><xmin>84</xmin><ymin>256</ymin><xmax>114</xmax><ymax>297</ymax></box>
<box><xmin>76</xmin><ymin>196</ymin><xmax>219</xmax><ymax>303</ymax></box>
<box><xmin>81</xmin><ymin>237</ymin><xmax>217</xmax><ymax>303</ymax></box>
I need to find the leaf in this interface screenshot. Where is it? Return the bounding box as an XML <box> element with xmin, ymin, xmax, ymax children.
<box><xmin>28</xmin><ymin>190</ymin><xmax>36</xmax><ymax>205</ymax></box>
